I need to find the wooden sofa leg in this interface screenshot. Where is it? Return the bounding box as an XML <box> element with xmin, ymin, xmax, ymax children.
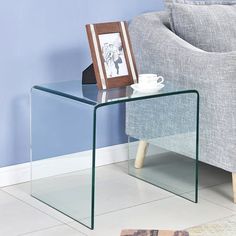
<box><xmin>134</xmin><ymin>140</ymin><xmax>149</xmax><ymax>169</ymax></box>
<box><xmin>233</xmin><ymin>173</ymin><xmax>236</xmax><ymax>203</ymax></box>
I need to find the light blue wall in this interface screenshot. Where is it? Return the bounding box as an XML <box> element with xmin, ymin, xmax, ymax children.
<box><xmin>0</xmin><ymin>0</ymin><xmax>164</xmax><ymax>167</ymax></box>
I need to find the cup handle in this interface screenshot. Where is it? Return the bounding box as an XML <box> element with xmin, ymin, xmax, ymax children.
<box><xmin>156</xmin><ymin>76</ymin><xmax>164</xmax><ymax>84</ymax></box>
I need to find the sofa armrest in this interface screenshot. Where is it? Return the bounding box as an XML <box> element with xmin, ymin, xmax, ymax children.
<box><xmin>129</xmin><ymin>12</ymin><xmax>236</xmax><ymax>82</ymax></box>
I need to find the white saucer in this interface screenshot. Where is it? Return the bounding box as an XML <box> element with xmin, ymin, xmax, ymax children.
<box><xmin>131</xmin><ymin>83</ymin><xmax>165</xmax><ymax>93</ymax></box>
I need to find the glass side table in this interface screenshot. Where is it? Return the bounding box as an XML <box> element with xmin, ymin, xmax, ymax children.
<box><xmin>31</xmin><ymin>80</ymin><xmax>199</xmax><ymax>229</ymax></box>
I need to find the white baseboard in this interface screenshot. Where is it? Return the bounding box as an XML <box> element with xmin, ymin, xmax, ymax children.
<box><xmin>0</xmin><ymin>162</ymin><xmax>31</xmax><ymax>188</ymax></box>
<box><xmin>0</xmin><ymin>143</ymin><xmax>129</xmax><ymax>187</ymax></box>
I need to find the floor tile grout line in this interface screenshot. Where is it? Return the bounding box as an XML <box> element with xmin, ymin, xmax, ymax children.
<box><xmin>1</xmin><ymin>182</ymin><xmax>177</xmax><ymax>220</ymax></box>
<box><xmin>1</xmin><ymin>184</ymin><xmax>176</xmax><ymax>214</ymax></box>
<box><xmin>62</xmin><ymin>193</ymin><xmax>177</xmax><ymax>225</ymax></box>
<box><xmin>0</xmin><ymin>194</ymin><xmax>233</xmax><ymax>235</ymax></box>
<box><xmin>197</xmin><ymin>180</ymin><xmax>231</xmax><ymax>191</ymax></box>
<box><xmin>0</xmin><ymin>190</ymin><xmax>74</xmax><ymax>235</ymax></box>
<box><xmin>0</xmin><ymin>181</ymin><xmax>30</xmax><ymax>190</ymax></box>
<box><xmin>18</xmin><ymin>223</ymin><xmax>88</xmax><ymax>236</ymax></box>
<box><xmin>68</xmin><ymin>198</ymin><xmax>236</xmax><ymax>235</ymax></box>
<box><xmin>17</xmin><ymin>224</ymin><xmax>66</xmax><ymax>236</ymax></box>
<box><xmin>3</xmin><ymin>181</ymin><xmax>232</xmax><ymax>225</ymax></box>
<box><xmin>0</xmin><ymin>190</ymin><xmax>89</xmax><ymax>235</ymax></box>
<box><xmin>199</xmin><ymin>195</ymin><xmax>236</xmax><ymax>213</ymax></box>
<box><xmin>64</xmin><ymin>223</ymin><xmax>89</xmax><ymax>236</ymax></box>
<box><xmin>2</xmin><ymin>185</ymin><xmax>178</xmax><ymax>226</ymax></box>
<box><xmin>203</xmin><ymin>199</ymin><xmax>236</xmax><ymax>213</ymax></box>
<box><xmin>0</xmin><ymin>180</ymin><xmax>230</xmax><ymax>197</ymax></box>
<box><xmin>185</xmin><ymin>213</ymin><xmax>236</xmax><ymax>231</ymax></box>
<box><xmin>1</xmin><ymin>189</ymin><xmax>69</xmax><ymax>223</ymax></box>
<box><xmin>76</xmin><ymin>193</ymin><xmax>236</xmax><ymax>223</ymax></box>
<box><xmin>86</xmin><ymin>181</ymin><xmax>232</xmax><ymax>220</ymax></box>
<box><xmin>79</xmin><ymin>195</ymin><xmax>181</xmax><ymax>220</ymax></box>
<box><xmin>1</xmin><ymin>186</ymin><xmax>182</xmax><ymax>234</ymax></box>
<box><xmin>0</xmin><ymin>170</ymin><xmax>232</xmax><ymax>235</ymax></box>
<box><xmin>0</xmin><ymin>188</ymin><xmax>64</xmax><ymax>221</ymax></box>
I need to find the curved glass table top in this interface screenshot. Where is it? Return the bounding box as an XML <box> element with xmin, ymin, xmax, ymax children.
<box><xmin>33</xmin><ymin>80</ymin><xmax>198</xmax><ymax>107</ymax></box>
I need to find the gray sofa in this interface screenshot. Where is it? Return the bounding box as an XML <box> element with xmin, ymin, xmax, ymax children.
<box><xmin>126</xmin><ymin>11</ymin><xmax>236</xmax><ymax>202</ymax></box>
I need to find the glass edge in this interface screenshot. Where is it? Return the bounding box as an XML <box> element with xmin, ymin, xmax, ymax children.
<box><xmin>91</xmin><ymin>107</ymin><xmax>97</xmax><ymax>230</ymax></box>
<box><xmin>33</xmin><ymin>86</ymin><xmax>97</xmax><ymax>106</ymax></box>
<box><xmin>95</xmin><ymin>90</ymin><xmax>199</xmax><ymax>109</ymax></box>
<box><xmin>195</xmin><ymin>92</ymin><xmax>200</xmax><ymax>203</ymax></box>
<box><xmin>30</xmin><ymin>90</ymin><xmax>33</xmax><ymax>195</ymax></box>
<box><xmin>32</xmin><ymin>86</ymin><xmax>199</xmax><ymax>109</ymax></box>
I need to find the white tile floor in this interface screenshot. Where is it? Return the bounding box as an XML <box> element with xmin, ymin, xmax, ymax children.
<box><xmin>0</xmin><ymin>161</ymin><xmax>235</xmax><ymax>236</ymax></box>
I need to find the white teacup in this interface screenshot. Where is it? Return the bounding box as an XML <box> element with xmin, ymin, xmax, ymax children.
<box><xmin>138</xmin><ymin>74</ymin><xmax>164</xmax><ymax>88</ymax></box>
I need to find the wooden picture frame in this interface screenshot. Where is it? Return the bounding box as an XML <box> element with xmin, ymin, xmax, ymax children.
<box><xmin>86</xmin><ymin>21</ymin><xmax>138</xmax><ymax>90</ymax></box>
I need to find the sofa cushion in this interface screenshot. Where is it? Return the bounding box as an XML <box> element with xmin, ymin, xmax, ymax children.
<box><xmin>165</xmin><ymin>0</ymin><xmax>236</xmax><ymax>52</ymax></box>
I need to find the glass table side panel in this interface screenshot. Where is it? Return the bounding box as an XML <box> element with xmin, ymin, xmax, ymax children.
<box><xmin>126</xmin><ymin>93</ymin><xmax>199</xmax><ymax>202</ymax></box>
<box><xmin>31</xmin><ymin>88</ymin><xmax>95</xmax><ymax>229</ymax></box>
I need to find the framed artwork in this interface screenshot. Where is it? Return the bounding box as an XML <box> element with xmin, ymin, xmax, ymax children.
<box><xmin>86</xmin><ymin>21</ymin><xmax>138</xmax><ymax>90</ymax></box>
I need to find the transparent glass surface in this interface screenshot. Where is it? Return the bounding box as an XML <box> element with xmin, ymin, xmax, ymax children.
<box><xmin>31</xmin><ymin>88</ymin><xmax>95</xmax><ymax>228</ymax></box>
<box><xmin>31</xmin><ymin>80</ymin><xmax>199</xmax><ymax>229</ymax></box>
<box><xmin>127</xmin><ymin>94</ymin><xmax>199</xmax><ymax>202</ymax></box>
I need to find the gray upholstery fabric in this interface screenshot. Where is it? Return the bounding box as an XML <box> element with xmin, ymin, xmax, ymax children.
<box><xmin>166</xmin><ymin>1</ymin><xmax>236</xmax><ymax>52</ymax></box>
<box><xmin>127</xmin><ymin>93</ymin><xmax>198</xmax><ymax>159</ymax></box>
<box><xmin>126</xmin><ymin>11</ymin><xmax>236</xmax><ymax>172</ymax></box>
<box><xmin>165</xmin><ymin>0</ymin><xmax>236</xmax><ymax>6</ymax></box>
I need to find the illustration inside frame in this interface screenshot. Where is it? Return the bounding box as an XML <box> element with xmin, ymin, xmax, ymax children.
<box><xmin>98</xmin><ymin>33</ymin><xmax>129</xmax><ymax>79</ymax></box>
